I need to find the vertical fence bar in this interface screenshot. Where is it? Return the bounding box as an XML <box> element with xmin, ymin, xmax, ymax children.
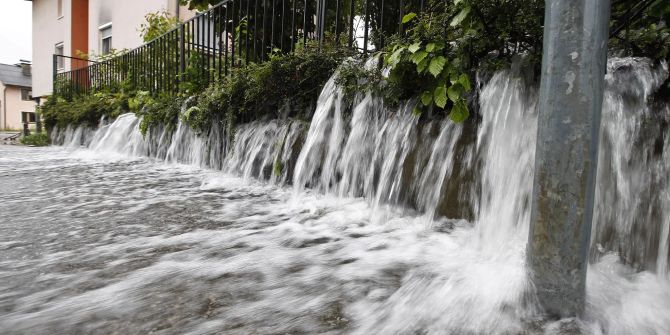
<box><xmin>174</xmin><ymin>30</ymin><xmax>179</xmax><ymax>94</ymax></box>
<box><xmin>170</xmin><ymin>32</ymin><xmax>174</xmax><ymax>94</ymax></box>
<box><xmin>302</xmin><ymin>0</ymin><xmax>308</xmax><ymax>46</ymax></box>
<box><xmin>165</xmin><ymin>34</ymin><xmax>169</xmax><ymax>93</ymax></box>
<box><xmin>348</xmin><ymin>0</ymin><xmax>355</xmax><ymax>48</ymax></box>
<box><xmin>225</xmin><ymin>4</ymin><xmax>230</xmax><ymax>75</ymax></box>
<box><xmin>254</xmin><ymin>0</ymin><xmax>259</xmax><ymax>61</ymax></box>
<box><xmin>151</xmin><ymin>41</ymin><xmax>155</xmax><ymax>94</ymax></box>
<box><xmin>145</xmin><ymin>45</ymin><xmax>148</xmax><ymax>91</ymax></box>
<box><xmin>190</xmin><ymin>19</ymin><xmax>195</xmax><ymax>78</ymax></box>
<box><xmin>379</xmin><ymin>0</ymin><xmax>385</xmax><ymax>49</ymax></box>
<box><xmin>262</xmin><ymin>0</ymin><xmax>268</xmax><ymax>60</ymax></box>
<box><xmin>52</xmin><ymin>55</ymin><xmax>57</xmax><ymax>96</ymax></box>
<box><xmin>319</xmin><ymin>0</ymin><xmax>326</xmax><ymax>48</ymax></box>
<box><xmin>398</xmin><ymin>0</ymin><xmax>404</xmax><ymax>34</ymax></box>
<box><xmin>271</xmin><ymin>0</ymin><xmax>276</xmax><ymax>50</ymax></box>
<box><xmin>334</xmin><ymin>0</ymin><xmax>341</xmax><ymax>44</ymax></box>
<box><xmin>363</xmin><ymin>0</ymin><xmax>369</xmax><ymax>54</ymax></box>
<box><xmin>165</xmin><ymin>34</ymin><xmax>169</xmax><ymax>95</ymax></box>
<box><xmin>180</xmin><ymin>24</ymin><xmax>185</xmax><ymax>91</ymax></box>
<box><xmin>232</xmin><ymin>1</ymin><xmax>237</xmax><ymax>67</ymax></box>
<box><xmin>198</xmin><ymin>15</ymin><xmax>203</xmax><ymax>83</ymax></box>
<box><xmin>207</xmin><ymin>11</ymin><xmax>212</xmax><ymax>85</ymax></box>
<box><xmin>281</xmin><ymin>0</ymin><xmax>285</xmax><ymax>51</ymax></box>
<box><xmin>316</xmin><ymin>0</ymin><xmax>321</xmax><ymax>49</ymax></box>
<box><xmin>290</xmin><ymin>0</ymin><xmax>296</xmax><ymax>52</ymax></box>
<box><xmin>246</xmin><ymin>0</ymin><xmax>251</xmax><ymax>64</ymax></box>
<box><xmin>159</xmin><ymin>35</ymin><xmax>163</xmax><ymax>94</ymax></box>
<box><xmin>216</xmin><ymin>5</ymin><xmax>222</xmax><ymax>80</ymax></box>
<box><xmin>238</xmin><ymin>0</ymin><xmax>243</xmax><ymax>65</ymax></box>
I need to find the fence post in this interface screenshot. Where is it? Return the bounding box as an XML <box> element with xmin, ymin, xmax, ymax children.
<box><xmin>180</xmin><ymin>24</ymin><xmax>186</xmax><ymax>90</ymax></box>
<box><xmin>528</xmin><ymin>0</ymin><xmax>611</xmax><ymax>318</ymax></box>
<box><xmin>52</xmin><ymin>54</ymin><xmax>57</xmax><ymax>96</ymax></box>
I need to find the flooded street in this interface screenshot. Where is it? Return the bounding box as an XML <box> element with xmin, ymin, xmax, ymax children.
<box><xmin>2</xmin><ymin>145</ymin><xmax>669</xmax><ymax>334</ymax></box>
<box><xmin>0</xmin><ymin>145</ymin><xmax>517</xmax><ymax>334</ymax></box>
<box><xmin>2</xmin><ymin>59</ymin><xmax>670</xmax><ymax>334</ymax></box>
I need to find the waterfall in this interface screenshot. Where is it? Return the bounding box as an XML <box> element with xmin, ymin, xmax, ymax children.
<box><xmin>592</xmin><ymin>58</ymin><xmax>670</xmax><ymax>273</ymax></box>
<box><xmin>473</xmin><ymin>71</ymin><xmax>538</xmax><ymax>255</ymax></box>
<box><xmin>51</xmin><ymin>57</ymin><xmax>670</xmax><ymax>276</ymax></box>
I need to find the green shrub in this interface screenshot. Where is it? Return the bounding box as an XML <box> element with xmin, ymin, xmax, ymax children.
<box><xmin>20</xmin><ymin>133</ymin><xmax>50</xmax><ymax>146</ymax></box>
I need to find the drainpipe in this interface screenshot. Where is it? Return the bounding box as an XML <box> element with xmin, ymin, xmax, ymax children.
<box><xmin>2</xmin><ymin>85</ymin><xmax>6</xmax><ymax>130</ymax></box>
<box><xmin>527</xmin><ymin>0</ymin><xmax>611</xmax><ymax>318</ymax></box>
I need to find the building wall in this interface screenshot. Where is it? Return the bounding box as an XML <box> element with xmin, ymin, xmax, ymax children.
<box><xmin>87</xmin><ymin>0</ymin><xmax>194</xmax><ymax>56</ymax></box>
<box><xmin>71</xmin><ymin>0</ymin><xmax>89</xmax><ymax>67</ymax></box>
<box><xmin>1</xmin><ymin>84</ymin><xmax>37</xmax><ymax>130</ymax></box>
<box><xmin>32</xmin><ymin>0</ymin><xmax>69</xmax><ymax>98</ymax></box>
<box><xmin>32</xmin><ymin>0</ymin><xmax>198</xmax><ymax>98</ymax></box>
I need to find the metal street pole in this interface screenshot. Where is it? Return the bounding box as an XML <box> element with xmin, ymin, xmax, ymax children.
<box><xmin>528</xmin><ymin>0</ymin><xmax>611</xmax><ymax>318</ymax></box>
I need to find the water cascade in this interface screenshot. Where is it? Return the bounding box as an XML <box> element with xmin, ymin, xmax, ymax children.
<box><xmin>42</xmin><ymin>57</ymin><xmax>670</xmax><ymax>332</ymax></box>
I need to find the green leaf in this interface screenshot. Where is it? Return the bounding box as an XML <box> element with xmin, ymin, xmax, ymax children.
<box><xmin>459</xmin><ymin>73</ymin><xmax>472</xmax><ymax>91</ymax></box>
<box><xmin>417</xmin><ymin>57</ymin><xmax>429</xmax><ymax>73</ymax></box>
<box><xmin>426</xmin><ymin>43</ymin><xmax>436</xmax><ymax>52</ymax></box>
<box><xmin>408</xmin><ymin>42</ymin><xmax>422</xmax><ymax>53</ymax></box>
<box><xmin>387</xmin><ymin>47</ymin><xmax>405</xmax><ymax>67</ymax></box>
<box><xmin>450</xmin><ymin>6</ymin><xmax>471</xmax><ymax>27</ymax></box>
<box><xmin>428</xmin><ymin>56</ymin><xmax>447</xmax><ymax>77</ymax></box>
<box><xmin>412</xmin><ymin>105</ymin><xmax>423</xmax><ymax>116</ymax></box>
<box><xmin>453</xmin><ymin>0</ymin><xmax>463</xmax><ymax>5</ymax></box>
<box><xmin>410</xmin><ymin>50</ymin><xmax>428</xmax><ymax>65</ymax></box>
<box><xmin>447</xmin><ymin>83</ymin><xmax>463</xmax><ymax>102</ymax></box>
<box><xmin>402</xmin><ymin>13</ymin><xmax>417</xmax><ymax>24</ymax></box>
<box><xmin>450</xmin><ymin>72</ymin><xmax>459</xmax><ymax>84</ymax></box>
<box><xmin>449</xmin><ymin>100</ymin><xmax>470</xmax><ymax>123</ymax></box>
<box><xmin>434</xmin><ymin>85</ymin><xmax>448</xmax><ymax>108</ymax></box>
<box><xmin>421</xmin><ymin>91</ymin><xmax>433</xmax><ymax>106</ymax></box>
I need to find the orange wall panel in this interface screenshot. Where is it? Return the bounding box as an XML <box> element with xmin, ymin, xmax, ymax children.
<box><xmin>71</xmin><ymin>0</ymin><xmax>89</xmax><ymax>69</ymax></box>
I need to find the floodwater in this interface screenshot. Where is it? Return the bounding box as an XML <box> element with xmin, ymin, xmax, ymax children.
<box><xmin>1</xmin><ymin>144</ymin><xmax>669</xmax><ymax>334</ymax></box>
<box><xmin>1</xmin><ymin>57</ymin><xmax>669</xmax><ymax>334</ymax></box>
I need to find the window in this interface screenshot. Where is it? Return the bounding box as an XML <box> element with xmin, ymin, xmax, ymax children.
<box><xmin>55</xmin><ymin>43</ymin><xmax>64</xmax><ymax>70</ymax></box>
<box><xmin>21</xmin><ymin>89</ymin><xmax>32</xmax><ymax>101</ymax></box>
<box><xmin>57</xmin><ymin>0</ymin><xmax>63</xmax><ymax>18</ymax></box>
<box><xmin>100</xmin><ymin>24</ymin><xmax>112</xmax><ymax>55</ymax></box>
<box><xmin>21</xmin><ymin>112</ymin><xmax>36</xmax><ymax>123</ymax></box>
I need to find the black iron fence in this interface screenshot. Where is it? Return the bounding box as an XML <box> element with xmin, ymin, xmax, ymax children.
<box><xmin>54</xmin><ymin>0</ymin><xmax>426</xmax><ymax>98</ymax></box>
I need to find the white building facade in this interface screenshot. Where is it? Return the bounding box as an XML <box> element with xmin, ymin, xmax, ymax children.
<box><xmin>30</xmin><ymin>0</ymin><xmax>196</xmax><ymax>98</ymax></box>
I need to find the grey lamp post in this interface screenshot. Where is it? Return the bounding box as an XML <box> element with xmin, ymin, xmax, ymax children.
<box><xmin>528</xmin><ymin>0</ymin><xmax>611</xmax><ymax>318</ymax></box>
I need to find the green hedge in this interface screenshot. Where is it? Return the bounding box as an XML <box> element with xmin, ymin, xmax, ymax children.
<box><xmin>42</xmin><ymin>46</ymin><xmax>351</xmax><ymax>135</ymax></box>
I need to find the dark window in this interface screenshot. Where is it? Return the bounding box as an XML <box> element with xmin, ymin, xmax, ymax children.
<box><xmin>101</xmin><ymin>25</ymin><xmax>112</xmax><ymax>54</ymax></box>
<box><xmin>21</xmin><ymin>112</ymin><xmax>36</xmax><ymax>123</ymax></box>
<box><xmin>21</xmin><ymin>89</ymin><xmax>32</xmax><ymax>101</ymax></box>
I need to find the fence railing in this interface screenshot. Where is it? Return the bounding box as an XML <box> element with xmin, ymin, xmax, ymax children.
<box><xmin>53</xmin><ymin>0</ymin><xmax>426</xmax><ymax>98</ymax></box>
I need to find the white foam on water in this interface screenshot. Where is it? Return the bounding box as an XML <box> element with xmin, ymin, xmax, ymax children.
<box><xmin>4</xmin><ymin>57</ymin><xmax>669</xmax><ymax>333</ymax></box>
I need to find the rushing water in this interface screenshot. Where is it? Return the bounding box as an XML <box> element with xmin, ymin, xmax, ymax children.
<box><xmin>1</xmin><ymin>58</ymin><xmax>669</xmax><ymax>334</ymax></box>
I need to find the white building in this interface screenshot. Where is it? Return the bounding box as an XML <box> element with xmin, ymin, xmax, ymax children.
<box><xmin>29</xmin><ymin>0</ymin><xmax>196</xmax><ymax>99</ymax></box>
<box><xmin>0</xmin><ymin>61</ymin><xmax>37</xmax><ymax>130</ymax></box>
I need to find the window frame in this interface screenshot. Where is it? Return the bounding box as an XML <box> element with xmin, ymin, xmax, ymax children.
<box><xmin>20</xmin><ymin>89</ymin><xmax>32</xmax><ymax>101</ymax></box>
<box><xmin>57</xmin><ymin>0</ymin><xmax>63</xmax><ymax>18</ymax></box>
<box><xmin>99</xmin><ymin>23</ymin><xmax>113</xmax><ymax>55</ymax></box>
<box><xmin>55</xmin><ymin>43</ymin><xmax>64</xmax><ymax>70</ymax></box>
<box><xmin>21</xmin><ymin>112</ymin><xmax>36</xmax><ymax>124</ymax></box>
